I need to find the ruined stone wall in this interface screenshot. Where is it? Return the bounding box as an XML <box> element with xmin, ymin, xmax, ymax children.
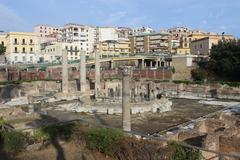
<box><xmin>219</xmin><ymin>136</ymin><xmax>240</xmax><ymax>154</ymax></box>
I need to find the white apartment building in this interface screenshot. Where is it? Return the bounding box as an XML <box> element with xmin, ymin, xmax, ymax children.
<box><xmin>61</xmin><ymin>23</ymin><xmax>96</xmax><ymax>56</ymax></box>
<box><xmin>42</xmin><ymin>42</ymin><xmax>84</xmax><ymax>63</ymax></box>
<box><xmin>97</xmin><ymin>27</ymin><xmax>118</xmax><ymax>42</ymax></box>
<box><xmin>34</xmin><ymin>24</ymin><xmax>60</xmax><ymax>43</ymax></box>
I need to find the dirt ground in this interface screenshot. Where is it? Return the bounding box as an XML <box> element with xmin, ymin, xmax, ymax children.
<box><xmin>16</xmin><ymin>142</ymin><xmax>113</xmax><ymax>160</ymax></box>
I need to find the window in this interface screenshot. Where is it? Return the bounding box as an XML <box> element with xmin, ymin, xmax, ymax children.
<box><xmin>30</xmin><ymin>39</ymin><xmax>33</xmax><ymax>44</ymax></box>
<box><xmin>184</xmin><ymin>43</ymin><xmax>187</xmax><ymax>47</ymax></box>
<box><xmin>65</xmin><ymin>46</ymin><xmax>68</xmax><ymax>50</ymax></box>
<box><xmin>71</xmin><ymin>52</ymin><xmax>73</xmax><ymax>56</ymax></box>
<box><xmin>30</xmin><ymin>56</ymin><xmax>33</xmax><ymax>62</ymax></box>
<box><xmin>15</xmin><ymin>56</ymin><xmax>18</xmax><ymax>61</ymax></box>
<box><xmin>75</xmin><ymin>46</ymin><xmax>77</xmax><ymax>51</ymax></box>
<box><xmin>15</xmin><ymin>47</ymin><xmax>18</xmax><ymax>53</ymax></box>
<box><xmin>1</xmin><ymin>41</ymin><xmax>4</xmax><ymax>46</ymax></box>
<box><xmin>53</xmin><ymin>48</ymin><xmax>55</xmax><ymax>51</ymax></box>
<box><xmin>70</xmin><ymin>46</ymin><xmax>73</xmax><ymax>51</ymax></box>
<box><xmin>22</xmin><ymin>39</ymin><xmax>26</xmax><ymax>45</ymax></box>
<box><xmin>200</xmin><ymin>44</ymin><xmax>203</xmax><ymax>48</ymax></box>
<box><xmin>195</xmin><ymin>45</ymin><xmax>197</xmax><ymax>49</ymax></box>
<box><xmin>23</xmin><ymin>47</ymin><xmax>26</xmax><ymax>53</ymax></box>
<box><xmin>22</xmin><ymin>56</ymin><xmax>26</xmax><ymax>62</ymax></box>
<box><xmin>30</xmin><ymin>48</ymin><xmax>33</xmax><ymax>52</ymax></box>
<box><xmin>75</xmin><ymin>52</ymin><xmax>77</xmax><ymax>56</ymax></box>
<box><xmin>40</xmin><ymin>34</ymin><xmax>43</xmax><ymax>37</ymax></box>
<box><xmin>14</xmin><ymin>38</ymin><xmax>18</xmax><ymax>44</ymax></box>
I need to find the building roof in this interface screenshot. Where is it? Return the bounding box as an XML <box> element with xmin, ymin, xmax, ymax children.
<box><xmin>191</xmin><ymin>36</ymin><xmax>220</xmax><ymax>43</ymax></box>
<box><xmin>130</xmin><ymin>32</ymin><xmax>169</xmax><ymax>37</ymax></box>
<box><xmin>7</xmin><ymin>32</ymin><xmax>38</xmax><ymax>36</ymax></box>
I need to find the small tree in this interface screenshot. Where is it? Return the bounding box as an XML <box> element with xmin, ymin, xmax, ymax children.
<box><xmin>0</xmin><ymin>44</ymin><xmax>6</xmax><ymax>55</ymax></box>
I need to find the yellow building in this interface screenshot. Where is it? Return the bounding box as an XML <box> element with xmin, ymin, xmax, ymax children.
<box><xmin>177</xmin><ymin>33</ymin><xmax>234</xmax><ymax>55</ymax></box>
<box><xmin>0</xmin><ymin>32</ymin><xmax>7</xmax><ymax>47</ymax></box>
<box><xmin>190</xmin><ymin>35</ymin><xmax>234</xmax><ymax>55</ymax></box>
<box><xmin>96</xmin><ymin>40</ymin><xmax>130</xmax><ymax>57</ymax></box>
<box><xmin>5</xmin><ymin>32</ymin><xmax>39</xmax><ymax>64</ymax></box>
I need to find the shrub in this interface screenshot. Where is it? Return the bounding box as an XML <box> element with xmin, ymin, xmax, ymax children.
<box><xmin>191</xmin><ymin>68</ymin><xmax>208</xmax><ymax>81</ymax></box>
<box><xmin>85</xmin><ymin>128</ymin><xmax>124</xmax><ymax>154</ymax></box>
<box><xmin>33</xmin><ymin>123</ymin><xmax>74</xmax><ymax>142</ymax></box>
<box><xmin>169</xmin><ymin>142</ymin><xmax>201</xmax><ymax>160</ymax></box>
<box><xmin>3</xmin><ymin>131</ymin><xmax>26</xmax><ymax>153</ymax></box>
<box><xmin>33</xmin><ymin>128</ymin><xmax>51</xmax><ymax>143</ymax></box>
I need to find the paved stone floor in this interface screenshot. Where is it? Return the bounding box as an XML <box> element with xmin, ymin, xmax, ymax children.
<box><xmin>19</xmin><ymin>98</ymin><xmax>225</xmax><ymax>135</ymax></box>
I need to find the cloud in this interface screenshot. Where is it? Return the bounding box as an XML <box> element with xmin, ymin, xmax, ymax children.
<box><xmin>127</xmin><ymin>16</ymin><xmax>148</xmax><ymax>27</ymax></box>
<box><xmin>0</xmin><ymin>3</ymin><xmax>27</xmax><ymax>32</ymax></box>
<box><xmin>105</xmin><ymin>11</ymin><xmax>127</xmax><ymax>25</ymax></box>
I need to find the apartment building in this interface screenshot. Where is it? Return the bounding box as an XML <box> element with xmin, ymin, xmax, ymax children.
<box><xmin>34</xmin><ymin>24</ymin><xmax>60</xmax><ymax>43</ymax></box>
<box><xmin>5</xmin><ymin>32</ymin><xmax>40</xmax><ymax>64</ymax></box>
<box><xmin>117</xmin><ymin>27</ymin><xmax>132</xmax><ymax>39</ymax></box>
<box><xmin>129</xmin><ymin>32</ymin><xmax>170</xmax><ymax>54</ymax></box>
<box><xmin>42</xmin><ymin>42</ymin><xmax>83</xmax><ymax>63</ymax></box>
<box><xmin>61</xmin><ymin>23</ymin><xmax>96</xmax><ymax>55</ymax></box>
<box><xmin>168</xmin><ymin>27</ymin><xmax>192</xmax><ymax>40</ymax></box>
<box><xmin>95</xmin><ymin>40</ymin><xmax>130</xmax><ymax>57</ymax></box>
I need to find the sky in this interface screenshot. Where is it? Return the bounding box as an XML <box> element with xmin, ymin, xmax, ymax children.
<box><xmin>0</xmin><ymin>0</ymin><xmax>239</xmax><ymax>37</ymax></box>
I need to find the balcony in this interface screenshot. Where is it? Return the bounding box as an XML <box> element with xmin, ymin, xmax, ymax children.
<box><xmin>13</xmin><ymin>42</ymin><xmax>19</xmax><ymax>45</ymax></box>
<box><xmin>21</xmin><ymin>43</ymin><xmax>27</xmax><ymax>45</ymax></box>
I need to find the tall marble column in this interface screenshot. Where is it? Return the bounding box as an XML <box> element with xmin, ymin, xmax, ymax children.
<box><xmin>95</xmin><ymin>52</ymin><xmax>101</xmax><ymax>97</ymax></box>
<box><xmin>122</xmin><ymin>67</ymin><xmax>131</xmax><ymax>132</ymax></box>
<box><xmin>80</xmin><ymin>51</ymin><xmax>87</xmax><ymax>92</ymax></box>
<box><xmin>62</xmin><ymin>49</ymin><xmax>68</xmax><ymax>94</ymax></box>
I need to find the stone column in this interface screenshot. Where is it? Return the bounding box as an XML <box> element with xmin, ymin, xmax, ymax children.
<box><xmin>62</xmin><ymin>49</ymin><xmax>68</xmax><ymax>94</ymax></box>
<box><xmin>150</xmin><ymin>61</ymin><xmax>153</xmax><ymax>68</ymax></box>
<box><xmin>80</xmin><ymin>51</ymin><xmax>86</xmax><ymax>92</ymax></box>
<box><xmin>141</xmin><ymin>59</ymin><xmax>144</xmax><ymax>69</ymax></box>
<box><xmin>122</xmin><ymin>67</ymin><xmax>131</xmax><ymax>132</ymax></box>
<box><xmin>110</xmin><ymin>60</ymin><xmax>114</xmax><ymax>69</ymax></box>
<box><xmin>95</xmin><ymin>52</ymin><xmax>101</xmax><ymax>97</ymax></box>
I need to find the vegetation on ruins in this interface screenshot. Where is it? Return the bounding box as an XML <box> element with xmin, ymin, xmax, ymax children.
<box><xmin>86</xmin><ymin>128</ymin><xmax>124</xmax><ymax>154</ymax></box>
<box><xmin>2</xmin><ymin>131</ymin><xmax>26</xmax><ymax>153</ymax></box>
<box><xmin>0</xmin><ymin>120</ymin><xmax>203</xmax><ymax>159</ymax></box>
<box><xmin>192</xmin><ymin>39</ymin><xmax>240</xmax><ymax>82</ymax></box>
<box><xmin>169</xmin><ymin>142</ymin><xmax>201</xmax><ymax>160</ymax></box>
<box><xmin>0</xmin><ymin>118</ymin><xmax>26</xmax><ymax>154</ymax></box>
<box><xmin>0</xmin><ymin>44</ymin><xmax>6</xmax><ymax>55</ymax></box>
